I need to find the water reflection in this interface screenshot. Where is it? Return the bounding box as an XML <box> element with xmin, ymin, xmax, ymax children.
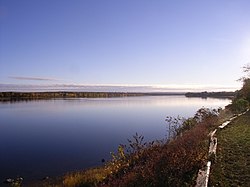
<box><xmin>0</xmin><ymin>96</ymin><xmax>231</xmax><ymax>182</ymax></box>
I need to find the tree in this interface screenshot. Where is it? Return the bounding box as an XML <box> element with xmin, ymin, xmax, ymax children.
<box><xmin>229</xmin><ymin>64</ymin><xmax>250</xmax><ymax>113</ymax></box>
<box><xmin>236</xmin><ymin>64</ymin><xmax>250</xmax><ymax>102</ymax></box>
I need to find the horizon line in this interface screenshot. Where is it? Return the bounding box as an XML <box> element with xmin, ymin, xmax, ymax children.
<box><xmin>0</xmin><ymin>83</ymin><xmax>240</xmax><ymax>92</ymax></box>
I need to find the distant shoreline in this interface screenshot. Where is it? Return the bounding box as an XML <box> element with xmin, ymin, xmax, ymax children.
<box><xmin>0</xmin><ymin>91</ymin><xmax>235</xmax><ymax>101</ymax></box>
<box><xmin>185</xmin><ymin>91</ymin><xmax>236</xmax><ymax>99</ymax></box>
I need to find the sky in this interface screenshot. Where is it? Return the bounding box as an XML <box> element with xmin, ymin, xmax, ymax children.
<box><xmin>1</xmin><ymin>0</ymin><xmax>250</xmax><ymax>92</ymax></box>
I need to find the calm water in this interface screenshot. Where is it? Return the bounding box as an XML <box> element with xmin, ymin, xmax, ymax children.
<box><xmin>0</xmin><ymin>96</ymin><xmax>231</xmax><ymax>181</ymax></box>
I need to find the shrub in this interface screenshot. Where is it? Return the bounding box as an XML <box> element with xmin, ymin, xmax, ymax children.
<box><xmin>100</xmin><ymin>108</ymin><xmax>219</xmax><ymax>187</ymax></box>
<box><xmin>230</xmin><ymin>98</ymin><xmax>249</xmax><ymax>113</ymax></box>
<box><xmin>51</xmin><ymin>108</ymin><xmax>220</xmax><ymax>187</ymax></box>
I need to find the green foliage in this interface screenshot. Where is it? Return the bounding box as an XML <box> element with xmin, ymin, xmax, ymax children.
<box><xmin>235</xmin><ymin>64</ymin><xmax>250</xmax><ymax>102</ymax></box>
<box><xmin>227</xmin><ymin>64</ymin><xmax>250</xmax><ymax>113</ymax></box>
<box><xmin>239</xmin><ymin>78</ymin><xmax>250</xmax><ymax>102</ymax></box>
<box><xmin>176</xmin><ymin>117</ymin><xmax>197</xmax><ymax>135</ymax></box>
<box><xmin>231</xmin><ymin>98</ymin><xmax>249</xmax><ymax>113</ymax></box>
<box><xmin>175</xmin><ymin>108</ymin><xmax>220</xmax><ymax>136</ymax></box>
<box><xmin>194</xmin><ymin>107</ymin><xmax>220</xmax><ymax>122</ymax></box>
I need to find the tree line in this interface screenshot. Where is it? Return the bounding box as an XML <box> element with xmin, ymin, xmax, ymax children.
<box><xmin>0</xmin><ymin>92</ymin><xmax>146</xmax><ymax>101</ymax></box>
<box><xmin>185</xmin><ymin>91</ymin><xmax>236</xmax><ymax>98</ymax></box>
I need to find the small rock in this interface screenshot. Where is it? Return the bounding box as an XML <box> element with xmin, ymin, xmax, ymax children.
<box><xmin>42</xmin><ymin>176</ymin><xmax>49</xmax><ymax>180</ymax></box>
<box><xmin>4</xmin><ymin>178</ymin><xmax>14</xmax><ymax>183</ymax></box>
<box><xmin>16</xmin><ymin>177</ymin><xmax>23</xmax><ymax>181</ymax></box>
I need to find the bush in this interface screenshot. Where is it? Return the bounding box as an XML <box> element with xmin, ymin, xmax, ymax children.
<box><xmin>100</xmin><ymin>108</ymin><xmax>219</xmax><ymax>187</ymax></box>
<box><xmin>231</xmin><ymin>98</ymin><xmax>249</xmax><ymax>113</ymax></box>
<box><xmin>55</xmin><ymin>108</ymin><xmax>220</xmax><ymax>187</ymax></box>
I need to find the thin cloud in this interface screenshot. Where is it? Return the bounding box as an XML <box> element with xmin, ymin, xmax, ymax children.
<box><xmin>8</xmin><ymin>76</ymin><xmax>60</xmax><ymax>81</ymax></box>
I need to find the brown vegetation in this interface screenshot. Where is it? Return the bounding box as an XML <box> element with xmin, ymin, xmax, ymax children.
<box><xmin>51</xmin><ymin>108</ymin><xmax>221</xmax><ymax>187</ymax></box>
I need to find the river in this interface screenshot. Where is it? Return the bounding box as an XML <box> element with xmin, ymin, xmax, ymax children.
<box><xmin>0</xmin><ymin>96</ymin><xmax>231</xmax><ymax>182</ymax></box>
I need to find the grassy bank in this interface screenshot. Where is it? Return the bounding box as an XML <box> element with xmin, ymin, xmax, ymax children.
<box><xmin>209</xmin><ymin>110</ymin><xmax>250</xmax><ymax>186</ymax></box>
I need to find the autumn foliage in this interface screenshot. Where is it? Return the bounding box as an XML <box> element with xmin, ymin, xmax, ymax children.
<box><xmin>97</xmin><ymin>108</ymin><xmax>219</xmax><ymax>187</ymax></box>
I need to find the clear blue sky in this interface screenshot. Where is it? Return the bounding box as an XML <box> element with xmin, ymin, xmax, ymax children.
<box><xmin>1</xmin><ymin>0</ymin><xmax>250</xmax><ymax>91</ymax></box>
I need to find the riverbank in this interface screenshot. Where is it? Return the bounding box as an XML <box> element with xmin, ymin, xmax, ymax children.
<box><xmin>209</xmin><ymin>110</ymin><xmax>250</xmax><ymax>186</ymax></box>
<box><xmin>5</xmin><ymin>107</ymin><xmax>248</xmax><ymax>186</ymax></box>
<box><xmin>19</xmin><ymin>107</ymin><xmax>233</xmax><ymax>187</ymax></box>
